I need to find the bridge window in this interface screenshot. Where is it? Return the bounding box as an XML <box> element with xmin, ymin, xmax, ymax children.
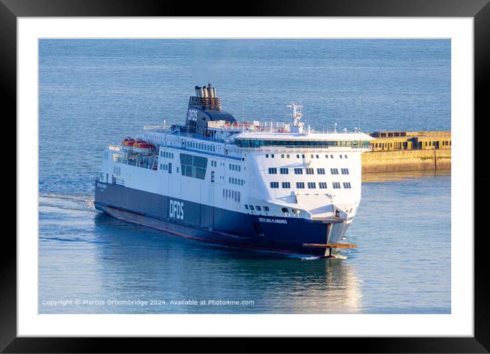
<box><xmin>280</xmin><ymin>168</ymin><xmax>289</xmax><ymax>174</ymax></box>
<box><xmin>256</xmin><ymin>206</ymin><xmax>262</xmax><ymax>211</ymax></box>
<box><xmin>282</xmin><ymin>182</ymin><xmax>291</xmax><ymax>188</ymax></box>
<box><xmin>333</xmin><ymin>182</ymin><xmax>341</xmax><ymax>189</ymax></box>
<box><xmin>236</xmin><ymin>139</ymin><xmax>370</xmax><ymax>148</ymax></box>
<box><xmin>180</xmin><ymin>153</ymin><xmax>207</xmax><ymax>180</ymax></box>
<box><xmin>341</xmin><ymin>168</ymin><xmax>349</xmax><ymax>175</ymax></box>
<box><xmin>264</xmin><ymin>206</ymin><xmax>270</xmax><ymax>212</ymax></box>
<box><xmin>331</xmin><ymin>168</ymin><xmax>339</xmax><ymax>175</ymax></box>
<box><xmin>294</xmin><ymin>168</ymin><xmax>303</xmax><ymax>175</ymax></box>
<box><xmin>307</xmin><ymin>182</ymin><xmax>316</xmax><ymax>189</ymax></box>
<box><xmin>296</xmin><ymin>182</ymin><xmax>305</xmax><ymax>189</ymax></box>
<box><xmin>268</xmin><ymin>168</ymin><xmax>277</xmax><ymax>174</ymax></box>
<box><xmin>343</xmin><ymin>182</ymin><xmax>352</xmax><ymax>189</ymax></box>
<box><xmin>270</xmin><ymin>182</ymin><xmax>279</xmax><ymax>188</ymax></box>
<box><xmin>319</xmin><ymin>182</ymin><xmax>327</xmax><ymax>189</ymax></box>
<box><xmin>317</xmin><ymin>168</ymin><xmax>325</xmax><ymax>175</ymax></box>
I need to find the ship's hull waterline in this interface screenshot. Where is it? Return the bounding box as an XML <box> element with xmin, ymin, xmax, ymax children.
<box><xmin>95</xmin><ymin>182</ymin><xmax>349</xmax><ymax>258</ymax></box>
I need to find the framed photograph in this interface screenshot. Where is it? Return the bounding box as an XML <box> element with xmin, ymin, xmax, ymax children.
<box><xmin>5</xmin><ymin>0</ymin><xmax>489</xmax><ymax>352</ymax></box>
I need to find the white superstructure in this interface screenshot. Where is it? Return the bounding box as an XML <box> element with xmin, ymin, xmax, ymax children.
<box><xmin>95</xmin><ymin>84</ymin><xmax>373</xmax><ymax>257</ymax></box>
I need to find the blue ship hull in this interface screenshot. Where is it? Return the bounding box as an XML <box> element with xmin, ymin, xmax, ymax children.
<box><xmin>95</xmin><ymin>182</ymin><xmax>345</xmax><ymax>257</ymax></box>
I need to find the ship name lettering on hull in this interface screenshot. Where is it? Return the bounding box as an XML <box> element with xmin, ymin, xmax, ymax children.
<box><xmin>259</xmin><ymin>218</ymin><xmax>287</xmax><ymax>224</ymax></box>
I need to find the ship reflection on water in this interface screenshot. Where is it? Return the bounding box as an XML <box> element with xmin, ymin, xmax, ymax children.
<box><xmin>77</xmin><ymin>214</ymin><xmax>362</xmax><ymax>314</ymax></box>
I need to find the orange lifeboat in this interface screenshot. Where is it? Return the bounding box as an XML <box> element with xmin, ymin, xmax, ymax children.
<box><xmin>121</xmin><ymin>137</ymin><xmax>135</xmax><ymax>151</ymax></box>
<box><xmin>132</xmin><ymin>140</ymin><xmax>154</xmax><ymax>154</ymax></box>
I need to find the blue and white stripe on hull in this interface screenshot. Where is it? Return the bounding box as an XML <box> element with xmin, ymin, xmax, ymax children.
<box><xmin>95</xmin><ymin>182</ymin><xmax>348</xmax><ymax>258</ymax></box>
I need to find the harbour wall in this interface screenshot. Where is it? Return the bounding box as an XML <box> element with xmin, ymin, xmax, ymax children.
<box><xmin>361</xmin><ymin>149</ymin><xmax>451</xmax><ymax>173</ymax></box>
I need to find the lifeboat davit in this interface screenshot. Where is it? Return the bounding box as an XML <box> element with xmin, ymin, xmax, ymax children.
<box><xmin>132</xmin><ymin>140</ymin><xmax>154</xmax><ymax>154</ymax></box>
<box><xmin>121</xmin><ymin>137</ymin><xmax>135</xmax><ymax>151</ymax></box>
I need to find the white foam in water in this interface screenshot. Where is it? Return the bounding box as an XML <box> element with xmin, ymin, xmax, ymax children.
<box><xmin>41</xmin><ymin>193</ymin><xmax>96</xmax><ymax>210</ymax></box>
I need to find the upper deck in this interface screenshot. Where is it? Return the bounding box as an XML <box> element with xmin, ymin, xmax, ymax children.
<box><xmin>143</xmin><ymin>122</ymin><xmax>373</xmax><ymax>150</ymax></box>
<box><xmin>139</xmin><ymin>86</ymin><xmax>373</xmax><ymax>153</ymax></box>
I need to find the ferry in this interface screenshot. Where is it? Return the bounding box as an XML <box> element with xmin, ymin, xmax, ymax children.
<box><xmin>94</xmin><ymin>84</ymin><xmax>373</xmax><ymax>257</ymax></box>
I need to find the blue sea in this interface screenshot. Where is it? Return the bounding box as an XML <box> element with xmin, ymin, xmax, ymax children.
<box><xmin>39</xmin><ymin>39</ymin><xmax>451</xmax><ymax>314</ymax></box>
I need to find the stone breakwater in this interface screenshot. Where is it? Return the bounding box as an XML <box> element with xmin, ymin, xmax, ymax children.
<box><xmin>362</xmin><ymin>149</ymin><xmax>451</xmax><ymax>173</ymax></box>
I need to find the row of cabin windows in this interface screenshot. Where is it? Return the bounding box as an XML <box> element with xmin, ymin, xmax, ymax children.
<box><xmin>159</xmin><ymin>163</ymin><xmax>170</xmax><ymax>172</ymax></box>
<box><xmin>229</xmin><ymin>164</ymin><xmax>241</xmax><ymax>172</ymax></box>
<box><xmin>237</xmin><ymin>139</ymin><xmax>369</xmax><ymax>148</ymax></box>
<box><xmin>223</xmin><ymin>188</ymin><xmax>240</xmax><ymax>202</ymax></box>
<box><xmin>245</xmin><ymin>205</ymin><xmax>297</xmax><ymax>214</ymax></box>
<box><xmin>229</xmin><ymin>177</ymin><xmax>246</xmax><ymax>186</ymax></box>
<box><xmin>245</xmin><ymin>205</ymin><xmax>270</xmax><ymax>212</ymax></box>
<box><xmin>185</xmin><ymin>140</ymin><xmax>216</xmax><ymax>152</ymax></box>
<box><xmin>265</xmin><ymin>154</ymin><xmax>348</xmax><ymax>159</ymax></box>
<box><xmin>270</xmin><ymin>181</ymin><xmax>352</xmax><ymax>189</ymax></box>
<box><xmin>160</xmin><ymin>151</ymin><xmax>174</xmax><ymax>159</ymax></box>
<box><xmin>269</xmin><ymin>167</ymin><xmax>349</xmax><ymax>175</ymax></box>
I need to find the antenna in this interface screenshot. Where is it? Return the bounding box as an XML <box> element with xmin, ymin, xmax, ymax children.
<box><xmin>287</xmin><ymin>103</ymin><xmax>304</xmax><ymax>133</ymax></box>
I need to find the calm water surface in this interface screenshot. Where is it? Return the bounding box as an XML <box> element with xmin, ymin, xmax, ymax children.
<box><xmin>39</xmin><ymin>40</ymin><xmax>451</xmax><ymax>314</ymax></box>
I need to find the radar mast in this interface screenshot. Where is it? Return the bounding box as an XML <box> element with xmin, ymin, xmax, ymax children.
<box><xmin>287</xmin><ymin>103</ymin><xmax>304</xmax><ymax>134</ymax></box>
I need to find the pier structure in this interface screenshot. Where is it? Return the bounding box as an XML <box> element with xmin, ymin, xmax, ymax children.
<box><xmin>362</xmin><ymin>131</ymin><xmax>451</xmax><ymax>173</ymax></box>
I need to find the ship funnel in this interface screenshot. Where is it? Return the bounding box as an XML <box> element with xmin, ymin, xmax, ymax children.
<box><xmin>207</xmin><ymin>83</ymin><xmax>214</xmax><ymax>98</ymax></box>
<box><xmin>188</xmin><ymin>83</ymin><xmax>222</xmax><ymax>111</ymax></box>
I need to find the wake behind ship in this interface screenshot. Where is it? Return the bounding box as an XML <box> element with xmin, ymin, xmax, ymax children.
<box><xmin>94</xmin><ymin>84</ymin><xmax>373</xmax><ymax>257</ymax></box>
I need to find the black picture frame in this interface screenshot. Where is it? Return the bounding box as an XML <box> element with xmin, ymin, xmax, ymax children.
<box><xmin>4</xmin><ymin>0</ymin><xmax>488</xmax><ymax>352</ymax></box>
